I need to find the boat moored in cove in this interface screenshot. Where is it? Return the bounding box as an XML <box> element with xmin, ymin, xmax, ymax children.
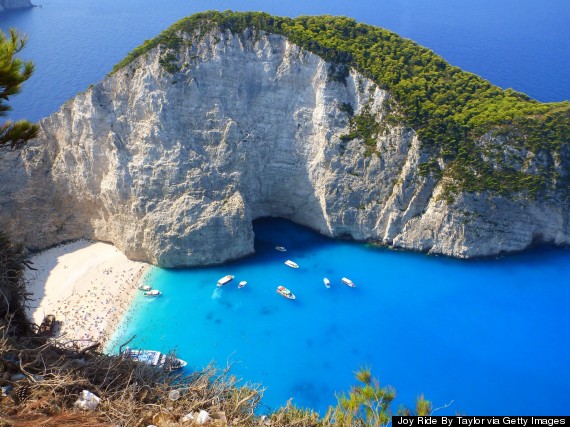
<box><xmin>122</xmin><ymin>347</ymin><xmax>187</xmax><ymax>371</ymax></box>
<box><xmin>144</xmin><ymin>289</ymin><xmax>162</xmax><ymax>296</ymax></box>
<box><xmin>217</xmin><ymin>275</ymin><xmax>234</xmax><ymax>287</ymax></box>
<box><xmin>323</xmin><ymin>278</ymin><xmax>331</xmax><ymax>288</ymax></box>
<box><xmin>138</xmin><ymin>284</ymin><xmax>151</xmax><ymax>291</ymax></box>
<box><xmin>277</xmin><ymin>285</ymin><xmax>296</xmax><ymax>300</ymax></box>
<box><xmin>238</xmin><ymin>281</ymin><xmax>247</xmax><ymax>288</ymax></box>
<box><xmin>284</xmin><ymin>260</ymin><xmax>299</xmax><ymax>268</ymax></box>
<box><xmin>341</xmin><ymin>277</ymin><xmax>355</xmax><ymax>288</ymax></box>
<box><xmin>275</xmin><ymin>246</ymin><xmax>287</xmax><ymax>252</ymax></box>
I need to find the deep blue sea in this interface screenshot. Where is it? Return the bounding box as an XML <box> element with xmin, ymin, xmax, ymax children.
<box><xmin>1</xmin><ymin>0</ymin><xmax>569</xmax><ymax>122</ymax></box>
<box><xmin>3</xmin><ymin>0</ymin><xmax>570</xmax><ymax>416</ymax></box>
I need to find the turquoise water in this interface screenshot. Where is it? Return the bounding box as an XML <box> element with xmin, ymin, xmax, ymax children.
<box><xmin>107</xmin><ymin>218</ymin><xmax>570</xmax><ymax>415</ymax></box>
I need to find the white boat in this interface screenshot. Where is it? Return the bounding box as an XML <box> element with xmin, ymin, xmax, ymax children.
<box><xmin>217</xmin><ymin>275</ymin><xmax>234</xmax><ymax>287</ymax></box>
<box><xmin>238</xmin><ymin>281</ymin><xmax>247</xmax><ymax>289</ymax></box>
<box><xmin>144</xmin><ymin>289</ymin><xmax>162</xmax><ymax>296</ymax></box>
<box><xmin>122</xmin><ymin>347</ymin><xmax>187</xmax><ymax>371</ymax></box>
<box><xmin>138</xmin><ymin>284</ymin><xmax>151</xmax><ymax>291</ymax></box>
<box><xmin>341</xmin><ymin>277</ymin><xmax>355</xmax><ymax>288</ymax></box>
<box><xmin>275</xmin><ymin>246</ymin><xmax>287</xmax><ymax>252</ymax></box>
<box><xmin>276</xmin><ymin>285</ymin><xmax>296</xmax><ymax>300</ymax></box>
<box><xmin>323</xmin><ymin>278</ymin><xmax>331</xmax><ymax>288</ymax></box>
<box><xmin>284</xmin><ymin>260</ymin><xmax>299</xmax><ymax>269</ymax></box>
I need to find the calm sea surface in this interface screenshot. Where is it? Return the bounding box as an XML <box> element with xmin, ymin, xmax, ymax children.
<box><xmin>1</xmin><ymin>0</ymin><xmax>569</xmax><ymax>122</ymax></box>
<box><xmin>2</xmin><ymin>0</ymin><xmax>570</xmax><ymax>415</ymax></box>
<box><xmin>105</xmin><ymin>219</ymin><xmax>570</xmax><ymax>415</ymax></box>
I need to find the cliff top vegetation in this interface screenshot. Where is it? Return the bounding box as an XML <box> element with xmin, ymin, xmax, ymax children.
<box><xmin>112</xmin><ymin>11</ymin><xmax>570</xmax><ymax>200</ymax></box>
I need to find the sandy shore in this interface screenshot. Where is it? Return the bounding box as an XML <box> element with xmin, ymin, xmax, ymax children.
<box><xmin>24</xmin><ymin>240</ymin><xmax>149</xmax><ymax>348</ymax></box>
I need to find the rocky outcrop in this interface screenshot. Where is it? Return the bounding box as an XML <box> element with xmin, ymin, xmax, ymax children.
<box><xmin>1</xmin><ymin>28</ymin><xmax>568</xmax><ymax>266</ymax></box>
<box><xmin>0</xmin><ymin>0</ymin><xmax>32</xmax><ymax>12</ymax></box>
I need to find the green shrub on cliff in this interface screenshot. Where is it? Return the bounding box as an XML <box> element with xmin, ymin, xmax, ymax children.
<box><xmin>0</xmin><ymin>232</ymin><xmax>33</xmax><ymax>336</ymax></box>
<box><xmin>0</xmin><ymin>28</ymin><xmax>36</xmax><ymax>335</ymax></box>
<box><xmin>111</xmin><ymin>11</ymin><xmax>570</xmax><ymax>199</ymax></box>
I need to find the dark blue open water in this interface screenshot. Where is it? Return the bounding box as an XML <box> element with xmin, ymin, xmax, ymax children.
<box><xmin>1</xmin><ymin>0</ymin><xmax>569</xmax><ymax>123</ymax></box>
<box><xmin>3</xmin><ymin>0</ymin><xmax>570</xmax><ymax>416</ymax></box>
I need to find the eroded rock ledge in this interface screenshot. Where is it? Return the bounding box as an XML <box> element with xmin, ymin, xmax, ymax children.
<box><xmin>1</xmin><ymin>29</ymin><xmax>568</xmax><ymax>266</ymax></box>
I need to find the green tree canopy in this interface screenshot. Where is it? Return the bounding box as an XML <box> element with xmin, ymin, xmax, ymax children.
<box><xmin>112</xmin><ymin>11</ymin><xmax>570</xmax><ymax>199</ymax></box>
<box><xmin>0</xmin><ymin>28</ymin><xmax>38</xmax><ymax>152</ymax></box>
<box><xmin>268</xmin><ymin>367</ymin><xmax>436</xmax><ymax>426</ymax></box>
<box><xmin>323</xmin><ymin>367</ymin><xmax>433</xmax><ymax>426</ymax></box>
<box><xmin>0</xmin><ymin>29</ymin><xmax>37</xmax><ymax>335</ymax></box>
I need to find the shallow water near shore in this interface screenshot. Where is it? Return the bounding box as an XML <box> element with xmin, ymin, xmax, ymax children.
<box><xmin>107</xmin><ymin>218</ymin><xmax>570</xmax><ymax>415</ymax></box>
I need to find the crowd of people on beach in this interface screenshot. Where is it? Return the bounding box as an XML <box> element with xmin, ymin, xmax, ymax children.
<box><xmin>34</xmin><ymin>264</ymin><xmax>148</xmax><ymax>347</ymax></box>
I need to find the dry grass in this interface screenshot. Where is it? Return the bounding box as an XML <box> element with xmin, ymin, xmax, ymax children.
<box><xmin>0</xmin><ymin>320</ymin><xmax>267</xmax><ymax>426</ymax></box>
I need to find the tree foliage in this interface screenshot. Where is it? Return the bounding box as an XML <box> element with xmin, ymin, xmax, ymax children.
<box><xmin>317</xmin><ymin>367</ymin><xmax>433</xmax><ymax>426</ymax></box>
<box><xmin>0</xmin><ymin>29</ymin><xmax>36</xmax><ymax>335</ymax></box>
<box><xmin>0</xmin><ymin>28</ymin><xmax>39</xmax><ymax>152</ymax></box>
<box><xmin>0</xmin><ymin>231</ymin><xmax>33</xmax><ymax>336</ymax></box>
<box><xmin>324</xmin><ymin>367</ymin><xmax>397</xmax><ymax>426</ymax></box>
<box><xmin>112</xmin><ymin>11</ymin><xmax>570</xmax><ymax>199</ymax></box>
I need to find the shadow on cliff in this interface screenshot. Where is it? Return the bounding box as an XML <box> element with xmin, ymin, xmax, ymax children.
<box><xmin>25</xmin><ymin>239</ymin><xmax>93</xmax><ymax>325</ymax></box>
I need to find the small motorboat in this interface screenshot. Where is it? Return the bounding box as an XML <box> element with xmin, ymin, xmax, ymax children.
<box><xmin>275</xmin><ymin>246</ymin><xmax>287</xmax><ymax>252</ymax></box>
<box><xmin>122</xmin><ymin>347</ymin><xmax>187</xmax><ymax>371</ymax></box>
<box><xmin>284</xmin><ymin>260</ymin><xmax>299</xmax><ymax>269</ymax></box>
<box><xmin>217</xmin><ymin>275</ymin><xmax>234</xmax><ymax>287</ymax></box>
<box><xmin>277</xmin><ymin>285</ymin><xmax>296</xmax><ymax>300</ymax></box>
<box><xmin>144</xmin><ymin>289</ymin><xmax>162</xmax><ymax>297</ymax></box>
<box><xmin>138</xmin><ymin>284</ymin><xmax>151</xmax><ymax>291</ymax></box>
<box><xmin>341</xmin><ymin>277</ymin><xmax>355</xmax><ymax>288</ymax></box>
<box><xmin>323</xmin><ymin>278</ymin><xmax>331</xmax><ymax>288</ymax></box>
<box><xmin>238</xmin><ymin>281</ymin><xmax>247</xmax><ymax>289</ymax></box>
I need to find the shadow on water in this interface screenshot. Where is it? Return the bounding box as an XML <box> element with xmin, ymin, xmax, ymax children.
<box><xmin>254</xmin><ymin>216</ymin><xmax>570</xmax><ymax>269</ymax></box>
<box><xmin>251</xmin><ymin>217</ymin><xmax>337</xmax><ymax>263</ymax></box>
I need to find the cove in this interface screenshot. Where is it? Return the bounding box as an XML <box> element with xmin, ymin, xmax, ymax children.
<box><xmin>107</xmin><ymin>218</ymin><xmax>570</xmax><ymax>415</ymax></box>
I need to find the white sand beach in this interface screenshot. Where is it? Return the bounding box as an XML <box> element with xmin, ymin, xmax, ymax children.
<box><xmin>24</xmin><ymin>240</ymin><xmax>149</xmax><ymax>347</ymax></box>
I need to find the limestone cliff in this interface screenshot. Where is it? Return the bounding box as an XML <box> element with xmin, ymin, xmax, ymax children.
<box><xmin>0</xmin><ymin>0</ymin><xmax>32</xmax><ymax>12</ymax></box>
<box><xmin>0</xmin><ymin>24</ymin><xmax>568</xmax><ymax>266</ymax></box>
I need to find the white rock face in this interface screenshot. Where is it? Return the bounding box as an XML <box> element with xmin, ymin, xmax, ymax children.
<box><xmin>0</xmin><ymin>29</ymin><xmax>568</xmax><ymax>266</ymax></box>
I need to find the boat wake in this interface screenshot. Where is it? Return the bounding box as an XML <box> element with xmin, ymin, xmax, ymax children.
<box><xmin>211</xmin><ymin>288</ymin><xmax>223</xmax><ymax>300</ymax></box>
